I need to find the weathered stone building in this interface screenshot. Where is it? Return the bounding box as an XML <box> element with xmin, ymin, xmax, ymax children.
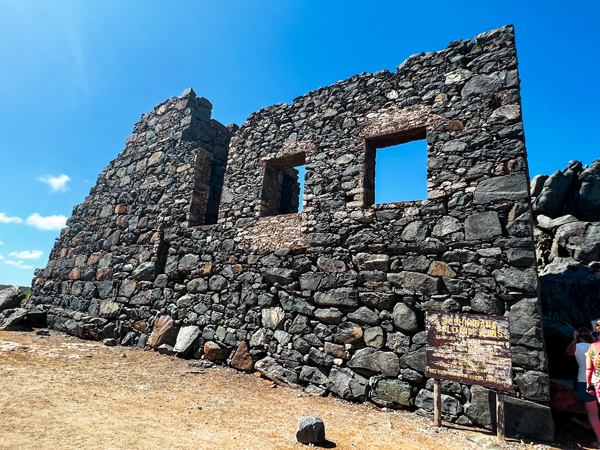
<box><xmin>29</xmin><ymin>25</ymin><xmax>554</xmax><ymax>441</ymax></box>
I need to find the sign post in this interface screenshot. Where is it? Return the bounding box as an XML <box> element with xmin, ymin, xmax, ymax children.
<box><xmin>426</xmin><ymin>312</ymin><xmax>513</xmax><ymax>440</ymax></box>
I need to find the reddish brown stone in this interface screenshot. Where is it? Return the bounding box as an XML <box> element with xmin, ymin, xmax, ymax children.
<box><xmin>427</xmin><ymin>261</ymin><xmax>457</xmax><ymax>278</ymax></box>
<box><xmin>204</xmin><ymin>341</ymin><xmax>230</xmax><ymax>361</ymax></box>
<box><xmin>447</xmin><ymin>119</ymin><xmax>464</xmax><ymax>131</ymax></box>
<box><xmin>550</xmin><ymin>379</ymin><xmax>586</xmax><ymax>415</ymax></box>
<box><xmin>324</xmin><ymin>342</ymin><xmax>347</xmax><ymax>359</ymax></box>
<box><xmin>115</xmin><ymin>215</ymin><xmax>128</xmax><ymax>230</ymax></box>
<box><xmin>201</xmin><ymin>262</ymin><xmax>213</xmax><ymax>275</ymax></box>
<box><xmin>231</xmin><ymin>342</ymin><xmax>254</xmax><ymax>371</ymax></box>
<box><xmin>148</xmin><ymin>315</ymin><xmax>175</xmax><ymax>348</ymax></box>
<box><xmin>133</xmin><ymin>320</ymin><xmax>147</xmax><ymax>333</ymax></box>
<box><xmin>114</xmin><ymin>204</ymin><xmax>127</xmax><ymax>214</ymax></box>
<box><xmin>96</xmin><ymin>268</ymin><xmax>112</xmax><ymax>281</ymax></box>
<box><xmin>68</xmin><ymin>268</ymin><xmax>80</xmax><ymax>280</ymax></box>
<box><xmin>87</xmin><ymin>252</ymin><xmax>102</xmax><ymax>265</ymax></box>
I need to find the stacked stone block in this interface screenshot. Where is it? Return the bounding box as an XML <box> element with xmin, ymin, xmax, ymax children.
<box><xmin>29</xmin><ymin>25</ymin><xmax>553</xmax><ymax>442</ymax></box>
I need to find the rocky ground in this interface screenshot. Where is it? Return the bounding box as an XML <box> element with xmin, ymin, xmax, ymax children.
<box><xmin>0</xmin><ymin>329</ymin><xmax>583</xmax><ymax>450</ymax></box>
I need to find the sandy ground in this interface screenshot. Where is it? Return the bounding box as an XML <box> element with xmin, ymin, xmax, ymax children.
<box><xmin>0</xmin><ymin>329</ymin><xmax>571</xmax><ymax>450</ymax></box>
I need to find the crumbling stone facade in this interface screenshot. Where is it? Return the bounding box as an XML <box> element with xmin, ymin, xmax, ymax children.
<box><xmin>29</xmin><ymin>25</ymin><xmax>554</xmax><ymax>441</ymax></box>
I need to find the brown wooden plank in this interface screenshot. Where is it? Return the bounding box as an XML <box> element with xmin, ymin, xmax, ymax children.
<box><xmin>434</xmin><ymin>378</ymin><xmax>441</xmax><ymax>427</ymax></box>
<box><xmin>496</xmin><ymin>392</ymin><xmax>505</xmax><ymax>441</ymax></box>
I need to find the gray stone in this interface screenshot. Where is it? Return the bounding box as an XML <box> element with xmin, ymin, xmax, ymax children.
<box><xmin>0</xmin><ymin>286</ymin><xmax>24</xmax><ymax>312</ymax></box>
<box><xmin>536</xmin><ymin>214</ymin><xmax>578</xmax><ymax>232</ymax></box>
<box><xmin>488</xmin><ymin>104</ymin><xmax>521</xmax><ymax>124</ymax></box>
<box><xmin>530</xmin><ymin>174</ymin><xmax>548</xmax><ymax>198</ymax></box>
<box><xmin>474</xmin><ymin>174</ymin><xmax>529</xmax><ymax>204</ymax></box>
<box><xmin>317</xmin><ymin>257</ymin><xmax>347</xmax><ymax>273</ymax></box>
<box><xmin>401</xmin><ymin>221</ymin><xmax>428</xmax><ymax>241</ymax></box>
<box><xmin>392</xmin><ymin>303</ymin><xmax>418</xmax><ymax>332</ymax></box>
<box><xmin>178</xmin><ymin>254</ymin><xmax>199</xmax><ymax>273</ymax></box>
<box><xmin>354</xmin><ymin>253</ymin><xmax>389</xmax><ymax>271</ymax></box>
<box><xmin>415</xmin><ymin>389</ymin><xmax>462</xmax><ymax>416</ymax></box>
<box><xmin>347</xmin><ymin>306</ymin><xmax>380</xmax><ymax>326</ymax></box>
<box><xmin>461</xmin><ymin>74</ymin><xmax>502</xmax><ymax>97</ymax></box>
<box><xmin>261</xmin><ymin>307</ymin><xmax>285</xmax><ymax>329</ymax></box>
<box><xmin>465</xmin><ymin>385</ymin><xmax>494</xmax><ymax>429</ymax></box>
<box><xmin>470</xmin><ymin>292</ymin><xmax>503</xmax><ymax>315</ymax></box>
<box><xmin>314</xmin><ymin>308</ymin><xmax>343</xmax><ymax>324</ymax></box>
<box><xmin>364</xmin><ymin>326</ymin><xmax>385</xmax><ymax>348</ymax></box>
<box><xmin>255</xmin><ymin>356</ymin><xmax>299</xmax><ymax>387</ymax></box>
<box><xmin>314</xmin><ymin>288</ymin><xmax>358</xmax><ymax>307</ymax></box>
<box><xmin>173</xmin><ymin>325</ymin><xmax>200</xmax><ymax>354</ymax></box>
<box><xmin>464</xmin><ymin>211</ymin><xmax>502</xmax><ymax>241</ymax></box>
<box><xmin>371</xmin><ymin>378</ymin><xmax>412</xmax><ymax>407</ymax></box>
<box><xmin>506</xmin><ymin>248</ymin><xmax>535</xmax><ymax>267</ymax></box>
<box><xmin>533</xmin><ymin>162</ymin><xmax>581</xmax><ymax>218</ymax></box>
<box><xmin>504</xmin><ymin>396</ymin><xmax>554</xmax><ymax>441</ymax></box>
<box><xmin>492</xmin><ymin>267</ymin><xmax>537</xmax><ymax>292</ymax></box>
<box><xmin>157</xmin><ymin>344</ymin><xmax>175</xmax><ymax>355</ymax></box>
<box><xmin>515</xmin><ymin>371</ymin><xmax>550</xmax><ymax>401</ymax></box>
<box><xmin>400</xmin><ymin>346</ymin><xmax>426</xmax><ymax>373</ymax></box>
<box><xmin>388</xmin><ymin>271</ymin><xmax>441</xmax><ymax>295</ymax></box>
<box><xmin>299</xmin><ymin>366</ymin><xmax>329</xmax><ymax>386</ymax></box>
<box><xmin>132</xmin><ymin>262</ymin><xmax>157</xmax><ymax>280</ymax></box>
<box><xmin>327</xmin><ymin>366</ymin><xmax>369</xmax><ymax>401</ymax></box>
<box><xmin>208</xmin><ymin>275</ymin><xmax>227</xmax><ymax>291</ymax></box>
<box><xmin>359</xmin><ymin>292</ymin><xmax>395</xmax><ymax>310</ymax></box>
<box><xmin>386</xmin><ymin>332</ymin><xmax>410</xmax><ymax>354</ymax></box>
<box><xmin>575</xmin><ymin>160</ymin><xmax>600</xmax><ymax>220</ymax></box>
<box><xmin>98</xmin><ymin>299</ymin><xmax>120</xmax><ymax>319</ymax></box>
<box><xmin>506</xmin><ymin>297</ymin><xmax>540</xmax><ymax>339</ymax></box>
<box><xmin>347</xmin><ymin>347</ymin><xmax>400</xmax><ymax>377</ymax></box>
<box><xmin>187</xmin><ymin>278</ymin><xmax>208</xmax><ymax>294</ymax></box>
<box><xmin>262</xmin><ymin>268</ymin><xmax>299</xmax><ymax>285</ymax></box>
<box><xmin>432</xmin><ymin>216</ymin><xmax>461</xmax><ymax>237</ymax></box>
<box><xmin>249</xmin><ymin>328</ymin><xmax>270</xmax><ymax>348</ymax></box>
<box><xmin>309</xmin><ymin>347</ymin><xmax>334</xmax><ymax>367</ymax></box>
<box><xmin>296</xmin><ymin>416</ymin><xmax>326</xmax><ymax>444</ymax></box>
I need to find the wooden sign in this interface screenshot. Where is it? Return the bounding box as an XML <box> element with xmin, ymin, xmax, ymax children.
<box><xmin>426</xmin><ymin>312</ymin><xmax>513</xmax><ymax>393</ymax></box>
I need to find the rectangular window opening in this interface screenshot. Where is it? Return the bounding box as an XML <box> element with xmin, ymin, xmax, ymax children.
<box><xmin>364</xmin><ymin>128</ymin><xmax>428</xmax><ymax>206</ymax></box>
<box><xmin>260</xmin><ymin>155</ymin><xmax>306</xmax><ymax>217</ymax></box>
<box><xmin>189</xmin><ymin>148</ymin><xmax>226</xmax><ymax>227</ymax></box>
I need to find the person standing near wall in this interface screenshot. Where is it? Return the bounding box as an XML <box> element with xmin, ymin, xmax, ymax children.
<box><xmin>567</xmin><ymin>328</ymin><xmax>600</xmax><ymax>447</ymax></box>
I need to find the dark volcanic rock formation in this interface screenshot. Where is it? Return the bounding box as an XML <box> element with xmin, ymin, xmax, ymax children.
<box><xmin>531</xmin><ymin>159</ymin><xmax>600</xmax><ymax>416</ymax></box>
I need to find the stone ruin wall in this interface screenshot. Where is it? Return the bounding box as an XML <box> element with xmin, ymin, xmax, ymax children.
<box><xmin>29</xmin><ymin>25</ymin><xmax>554</xmax><ymax>441</ymax></box>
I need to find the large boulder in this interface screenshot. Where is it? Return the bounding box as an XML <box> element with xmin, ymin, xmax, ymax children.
<box><xmin>0</xmin><ymin>286</ymin><xmax>24</xmax><ymax>312</ymax></box>
<box><xmin>533</xmin><ymin>161</ymin><xmax>582</xmax><ymax>218</ymax></box>
<box><xmin>573</xmin><ymin>160</ymin><xmax>600</xmax><ymax>220</ymax></box>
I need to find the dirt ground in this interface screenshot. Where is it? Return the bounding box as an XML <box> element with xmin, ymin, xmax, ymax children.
<box><xmin>0</xmin><ymin>329</ymin><xmax>576</xmax><ymax>450</ymax></box>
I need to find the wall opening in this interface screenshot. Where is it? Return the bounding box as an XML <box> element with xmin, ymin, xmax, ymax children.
<box><xmin>189</xmin><ymin>148</ymin><xmax>225</xmax><ymax>226</ymax></box>
<box><xmin>260</xmin><ymin>154</ymin><xmax>305</xmax><ymax>217</ymax></box>
<box><xmin>363</xmin><ymin>128</ymin><xmax>427</xmax><ymax>206</ymax></box>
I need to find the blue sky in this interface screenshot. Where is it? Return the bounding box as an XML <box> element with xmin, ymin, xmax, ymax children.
<box><xmin>0</xmin><ymin>0</ymin><xmax>598</xmax><ymax>286</ymax></box>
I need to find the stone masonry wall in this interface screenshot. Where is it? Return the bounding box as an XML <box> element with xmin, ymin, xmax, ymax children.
<box><xmin>29</xmin><ymin>25</ymin><xmax>554</xmax><ymax>442</ymax></box>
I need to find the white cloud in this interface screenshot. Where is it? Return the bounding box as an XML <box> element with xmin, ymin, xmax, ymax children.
<box><xmin>5</xmin><ymin>260</ymin><xmax>34</xmax><ymax>270</ymax></box>
<box><xmin>9</xmin><ymin>250</ymin><xmax>43</xmax><ymax>260</ymax></box>
<box><xmin>39</xmin><ymin>174</ymin><xmax>71</xmax><ymax>193</ymax></box>
<box><xmin>0</xmin><ymin>213</ymin><xmax>23</xmax><ymax>224</ymax></box>
<box><xmin>0</xmin><ymin>254</ymin><xmax>4</xmax><ymax>260</ymax></box>
<box><xmin>25</xmin><ymin>213</ymin><xmax>67</xmax><ymax>231</ymax></box>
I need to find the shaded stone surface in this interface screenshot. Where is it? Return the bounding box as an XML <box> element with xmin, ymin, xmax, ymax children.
<box><xmin>296</xmin><ymin>416</ymin><xmax>325</xmax><ymax>444</ymax></box>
